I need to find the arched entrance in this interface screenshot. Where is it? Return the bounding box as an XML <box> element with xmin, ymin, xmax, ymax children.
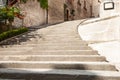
<box><xmin>64</xmin><ymin>8</ymin><xmax>70</xmax><ymax>21</ymax></box>
<box><xmin>66</xmin><ymin>9</ymin><xmax>69</xmax><ymax>21</ymax></box>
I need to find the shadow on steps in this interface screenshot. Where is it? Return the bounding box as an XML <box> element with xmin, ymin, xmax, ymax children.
<box><xmin>0</xmin><ymin>64</ymin><xmax>119</xmax><ymax>80</ymax></box>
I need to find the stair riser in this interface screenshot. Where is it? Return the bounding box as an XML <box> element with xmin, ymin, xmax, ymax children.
<box><xmin>0</xmin><ymin>74</ymin><xmax>120</xmax><ymax>80</ymax></box>
<box><xmin>44</xmin><ymin>35</ymin><xmax>80</xmax><ymax>37</ymax></box>
<box><xmin>0</xmin><ymin>47</ymin><xmax>92</xmax><ymax>51</ymax></box>
<box><xmin>34</xmin><ymin>47</ymin><xmax>92</xmax><ymax>50</ymax></box>
<box><xmin>43</xmin><ymin>37</ymin><xmax>81</xmax><ymax>39</ymax></box>
<box><xmin>0</xmin><ymin>56</ymin><xmax>106</xmax><ymax>62</ymax></box>
<box><xmin>29</xmin><ymin>52</ymin><xmax>98</xmax><ymax>55</ymax></box>
<box><xmin>0</xmin><ymin>63</ymin><xmax>116</xmax><ymax>71</ymax></box>
<box><xmin>2</xmin><ymin>43</ymin><xmax>88</xmax><ymax>48</ymax></box>
<box><xmin>22</xmin><ymin>39</ymin><xmax>87</xmax><ymax>44</ymax></box>
<box><xmin>26</xmin><ymin>43</ymin><xmax>88</xmax><ymax>46</ymax></box>
<box><xmin>0</xmin><ymin>45</ymin><xmax>89</xmax><ymax>50</ymax></box>
<box><xmin>0</xmin><ymin>51</ymin><xmax>98</xmax><ymax>55</ymax></box>
<box><xmin>45</xmin><ymin>35</ymin><xmax>79</xmax><ymax>38</ymax></box>
<box><xmin>39</xmin><ymin>40</ymin><xmax>86</xmax><ymax>41</ymax></box>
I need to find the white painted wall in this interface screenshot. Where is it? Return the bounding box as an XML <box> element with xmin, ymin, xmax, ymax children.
<box><xmin>78</xmin><ymin>16</ymin><xmax>120</xmax><ymax>71</ymax></box>
<box><xmin>78</xmin><ymin>16</ymin><xmax>120</xmax><ymax>41</ymax></box>
<box><xmin>100</xmin><ymin>0</ymin><xmax>120</xmax><ymax>17</ymax></box>
<box><xmin>89</xmin><ymin>41</ymin><xmax>120</xmax><ymax>71</ymax></box>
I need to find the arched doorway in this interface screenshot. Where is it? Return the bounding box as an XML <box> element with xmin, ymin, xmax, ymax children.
<box><xmin>66</xmin><ymin>9</ymin><xmax>69</xmax><ymax>21</ymax></box>
<box><xmin>64</xmin><ymin>7</ymin><xmax>70</xmax><ymax>21</ymax></box>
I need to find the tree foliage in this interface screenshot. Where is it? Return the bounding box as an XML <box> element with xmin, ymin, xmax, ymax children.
<box><xmin>20</xmin><ymin>0</ymin><xmax>28</xmax><ymax>3</ymax></box>
<box><xmin>38</xmin><ymin>0</ymin><xmax>48</xmax><ymax>9</ymax></box>
<box><xmin>20</xmin><ymin>0</ymin><xmax>48</xmax><ymax>9</ymax></box>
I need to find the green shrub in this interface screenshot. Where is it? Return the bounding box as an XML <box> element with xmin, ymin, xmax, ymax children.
<box><xmin>0</xmin><ymin>27</ymin><xmax>28</xmax><ymax>41</ymax></box>
<box><xmin>20</xmin><ymin>0</ymin><xmax>48</xmax><ymax>9</ymax></box>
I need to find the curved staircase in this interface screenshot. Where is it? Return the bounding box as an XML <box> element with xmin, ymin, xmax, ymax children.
<box><xmin>0</xmin><ymin>21</ymin><xmax>120</xmax><ymax>80</ymax></box>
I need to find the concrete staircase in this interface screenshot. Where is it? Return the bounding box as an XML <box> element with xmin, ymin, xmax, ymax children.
<box><xmin>0</xmin><ymin>21</ymin><xmax>120</xmax><ymax>80</ymax></box>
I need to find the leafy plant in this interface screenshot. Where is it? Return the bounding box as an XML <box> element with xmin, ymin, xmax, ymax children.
<box><xmin>20</xmin><ymin>0</ymin><xmax>48</xmax><ymax>9</ymax></box>
<box><xmin>0</xmin><ymin>6</ymin><xmax>24</xmax><ymax>29</ymax></box>
<box><xmin>0</xmin><ymin>27</ymin><xmax>28</xmax><ymax>41</ymax></box>
<box><xmin>38</xmin><ymin>0</ymin><xmax>48</xmax><ymax>9</ymax></box>
<box><xmin>0</xmin><ymin>6</ymin><xmax>20</xmax><ymax>20</ymax></box>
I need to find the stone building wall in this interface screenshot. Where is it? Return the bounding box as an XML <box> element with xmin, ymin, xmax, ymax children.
<box><xmin>19</xmin><ymin>0</ymin><xmax>46</xmax><ymax>27</ymax></box>
<box><xmin>92</xmin><ymin>0</ymin><xmax>101</xmax><ymax>17</ymax></box>
<box><xmin>48</xmin><ymin>0</ymin><xmax>64</xmax><ymax>24</ymax></box>
<box><xmin>74</xmin><ymin>0</ymin><xmax>92</xmax><ymax>19</ymax></box>
<box><xmin>64</xmin><ymin>0</ymin><xmax>100</xmax><ymax>21</ymax></box>
<box><xmin>1</xmin><ymin>0</ymin><xmax>101</xmax><ymax>27</ymax></box>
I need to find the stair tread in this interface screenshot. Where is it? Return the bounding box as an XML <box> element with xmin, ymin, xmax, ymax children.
<box><xmin>0</xmin><ymin>55</ymin><xmax>106</xmax><ymax>61</ymax></box>
<box><xmin>0</xmin><ymin>55</ymin><xmax>103</xmax><ymax>57</ymax></box>
<box><xmin>0</xmin><ymin>61</ymin><xmax>111</xmax><ymax>64</ymax></box>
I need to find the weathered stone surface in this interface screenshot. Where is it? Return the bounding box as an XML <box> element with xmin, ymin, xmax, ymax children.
<box><xmin>48</xmin><ymin>0</ymin><xmax>64</xmax><ymax>24</ymax></box>
<box><xmin>0</xmin><ymin>20</ymin><xmax>120</xmax><ymax>80</ymax></box>
<box><xmin>19</xmin><ymin>0</ymin><xmax>46</xmax><ymax>27</ymax></box>
<box><xmin>64</xmin><ymin>0</ymin><xmax>100</xmax><ymax>20</ymax></box>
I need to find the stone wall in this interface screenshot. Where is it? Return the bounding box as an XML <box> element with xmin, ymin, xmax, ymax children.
<box><xmin>74</xmin><ymin>0</ymin><xmax>92</xmax><ymax>19</ymax></box>
<box><xmin>19</xmin><ymin>0</ymin><xmax>46</xmax><ymax>27</ymax></box>
<box><xmin>12</xmin><ymin>0</ymin><xmax>100</xmax><ymax>27</ymax></box>
<box><xmin>48</xmin><ymin>0</ymin><xmax>64</xmax><ymax>24</ymax></box>
<box><xmin>65</xmin><ymin>0</ymin><xmax>100</xmax><ymax>20</ymax></box>
<box><xmin>78</xmin><ymin>16</ymin><xmax>120</xmax><ymax>41</ymax></box>
<box><xmin>92</xmin><ymin>0</ymin><xmax>101</xmax><ymax>17</ymax></box>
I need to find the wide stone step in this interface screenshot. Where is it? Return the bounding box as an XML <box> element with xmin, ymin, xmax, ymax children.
<box><xmin>34</xmin><ymin>46</ymin><xmax>92</xmax><ymax>50</ymax></box>
<box><xmin>0</xmin><ymin>46</ymin><xmax>92</xmax><ymax>51</ymax></box>
<box><xmin>45</xmin><ymin>32</ymin><xmax>78</xmax><ymax>34</ymax></box>
<box><xmin>0</xmin><ymin>55</ymin><xmax>106</xmax><ymax>62</ymax></box>
<box><xmin>0</xmin><ymin>50</ymin><xmax>98</xmax><ymax>55</ymax></box>
<box><xmin>2</xmin><ymin>42</ymin><xmax>88</xmax><ymax>48</ymax></box>
<box><xmin>0</xmin><ymin>47</ymin><xmax>33</xmax><ymax>51</ymax></box>
<box><xmin>43</xmin><ymin>37</ymin><xmax>81</xmax><ymax>40</ymax></box>
<box><xmin>39</xmin><ymin>38</ymin><xmax>83</xmax><ymax>42</ymax></box>
<box><xmin>21</xmin><ymin>43</ymin><xmax>88</xmax><ymax>47</ymax></box>
<box><xmin>44</xmin><ymin>36</ymin><xmax>80</xmax><ymax>38</ymax></box>
<box><xmin>25</xmin><ymin>42</ymin><xmax>88</xmax><ymax>46</ymax></box>
<box><xmin>23</xmin><ymin>40</ymin><xmax>88</xmax><ymax>44</ymax></box>
<box><xmin>0</xmin><ymin>69</ymin><xmax>120</xmax><ymax>80</ymax></box>
<box><xmin>21</xmin><ymin>41</ymin><xmax>88</xmax><ymax>45</ymax></box>
<box><xmin>45</xmin><ymin>35</ymin><xmax>80</xmax><ymax>37</ymax></box>
<box><xmin>0</xmin><ymin>44</ymin><xmax>88</xmax><ymax>49</ymax></box>
<box><xmin>0</xmin><ymin>61</ymin><xmax>117</xmax><ymax>71</ymax></box>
